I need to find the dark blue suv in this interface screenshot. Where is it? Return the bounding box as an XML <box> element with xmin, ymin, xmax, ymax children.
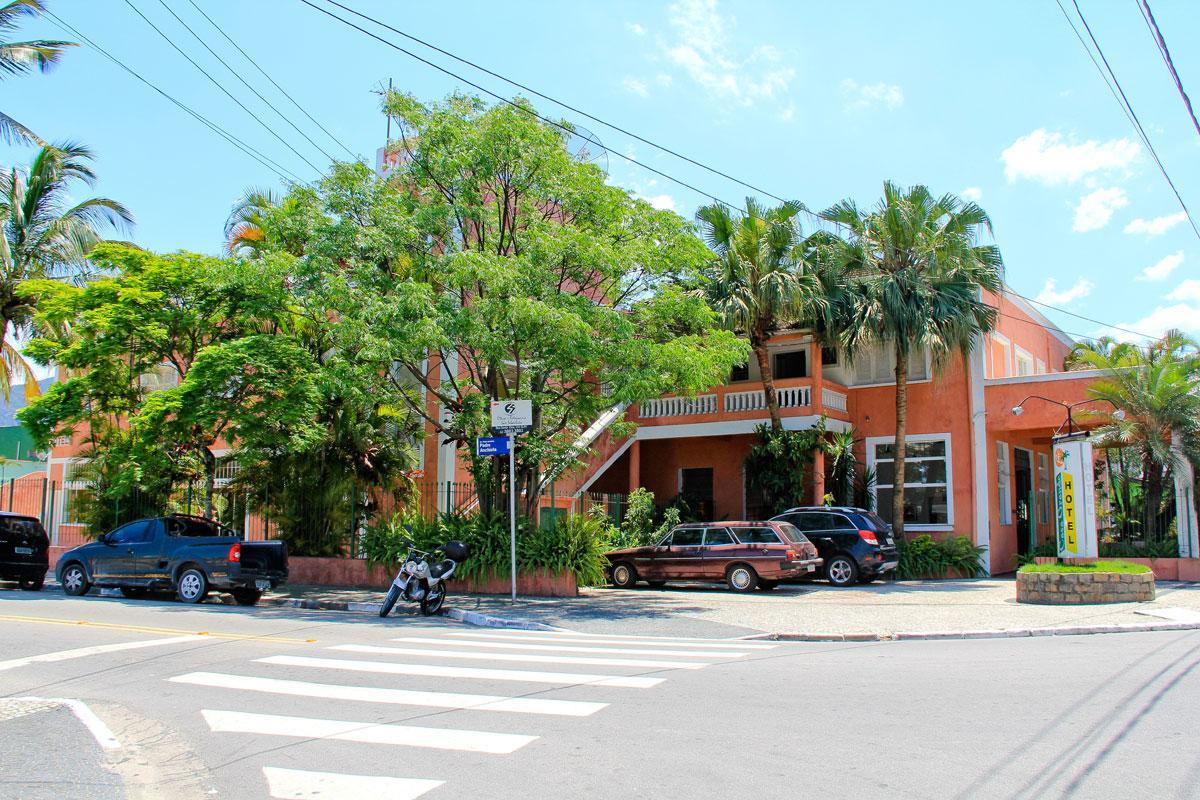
<box><xmin>770</xmin><ymin>507</ymin><xmax>899</xmax><ymax>587</ymax></box>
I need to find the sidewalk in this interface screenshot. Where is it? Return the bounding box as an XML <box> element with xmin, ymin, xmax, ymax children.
<box><xmin>265</xmin><ymin>578</ymin><xmax>1200</xmax><ymax>640</ymax></box>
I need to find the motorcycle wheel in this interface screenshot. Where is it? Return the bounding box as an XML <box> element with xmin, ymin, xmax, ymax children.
<box><xmin>379</xmin><ymin>584</ymin><xmax>402</xmax><ymax>618</ymax></box>
<box><xmin>420</xmin><ymin>583</ymin><xmax>447</xmax><ymax>616</ymax></box>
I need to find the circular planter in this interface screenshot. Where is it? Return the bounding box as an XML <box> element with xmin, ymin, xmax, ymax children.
<box><xmin>1016</xmin><ymin>570</ymin><xmax>1155</xmax><ymax>604</ymax></box>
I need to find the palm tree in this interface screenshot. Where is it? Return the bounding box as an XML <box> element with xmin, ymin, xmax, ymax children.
<box><xmin>1</xmin><ymin>0</ymin><xmax>75</xmax><ymax>146</ymax></box>
<box><xmin>697</xmin><ymin>198</ymin><xmax>822</xmax><ymax>431</ymax></box>
<box><xmin>820</xmin><ymin>182</ymin><xmax>1002</xmax><ymax>538</ymax></box>
<box><xmin>0</xmin><ymin>142</ymin><xmax>132</xmax><ymax>396</ymax></box>
<box><xmin>1068</xmin><ymin>331</ymin><xmax>1200</xmax><ymax>542</ymax></box>
<box><xmin>225</xmin><ymin>187</ymin><xmax>278</xmax><ymax>256</ymax></box>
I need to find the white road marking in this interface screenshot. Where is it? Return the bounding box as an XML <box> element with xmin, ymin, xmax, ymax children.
<box><xmin>263</xmin><ymin>767</ymin><xmax>442</xmax><ymax>800</ymax></box>
<box><xmin>258</xmin><ymin>654</ymin><xmax>665</xmax><ymax>688</ymax></box>
<box><xmin>203</xmin><ymin>709</ymin><xmax>536</xmax><ymax>754</ymax></box>
<box><xmin>10</xmin><ymin>697</ymin><xmax>120</xmax><ymax>750</ymax></box>
<box><xmin>391</xmin><ymin>635</ymin><xmax>743</xmax><ymax>659</ymax></box>
<box><xmin>0</xmin><ymin>635</ymin><xmax>206</xmax><ymax>673</ymax></box>
<box><xmin>1135</xmin><ymin>607</ymin><xmax>1200</xmax><ymax>623</ymax></box>
<box><xmin>170</xmin><ymin>671</ymin><xmax>606</xmax><ymax>716</ymax></box>
<box><xmin>334</xmin><ymin>643</ymin><xmax>710</xmax><ymax>670</ymax></box>
<box><xmin>443</xmin><ymin>631</ymin><xmax>777</xmax><ymax>649</ymax></box>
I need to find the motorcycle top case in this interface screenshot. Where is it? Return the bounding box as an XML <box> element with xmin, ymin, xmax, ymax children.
<box><xmin>441</xmin><ymin>540</ymin><xmax>470</xmax><ymax>561</ymax></box>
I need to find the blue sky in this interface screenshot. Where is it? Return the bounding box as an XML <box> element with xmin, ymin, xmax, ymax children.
<box><xmin>6</xmin><ymin>0</ymin><xmax>1200</xmax><ymax>345</ymax></box>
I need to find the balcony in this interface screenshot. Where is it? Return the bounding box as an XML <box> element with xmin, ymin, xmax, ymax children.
<box><xmin>633</xmin><ymin>377</ymin><xmax>850</xmax><ymax>431</ymax></box>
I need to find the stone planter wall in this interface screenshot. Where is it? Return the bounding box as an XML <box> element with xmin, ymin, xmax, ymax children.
<box><xmin>1017</xmin><ymin>570</ymin><xmax>1155</xmax><ymax>604</ymax></box>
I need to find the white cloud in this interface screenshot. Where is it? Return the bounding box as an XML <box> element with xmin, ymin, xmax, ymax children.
<box><xmin>778</xmin><ymin>103</ymin><xmax>796</xmax><ymax>122</ymax></box>
<box><xmin>1136</xmin><ymin>250</ymin><xmax>1184</xmax><ymax>282</ymax></box>
<box><xmin>627</xmin><ymin>22</ymin><xmax>646</xmax><ymax>36</ymax></box>
<box><xmin>1036</xmin><ymin>277</ymin><xmax>1094</xmax><ymax>305</ymax></box>
<box><xmin>1124</xmin><ymin>212</ymin><xmax>1187</xmax><ymax>236</ymax></box>
<box><xmin>1001</xmin><ymin>129</ymin><xmax>1140</xmax><ymax>186</ymax></box>
<box><xmin>1106</xmin><ymin>303</ymin><xmax>1200</xmax><ymax>341</ymax></box>
<box><xmin>641</xmin><ymin>193</ymin><xmax>678</xmax><ymax>211</ymax></box>
<box><xmin>621</xmin><ymin>76</ymin><xmax>649</xmax><ymax>97</ymax></box>
<box><xmin>960</xmin><ymin>187</ymin><xmax>983</xmax><ymax>202</ymax></box>
<box><xmin>840</xmin><ymin>79</ymin><xmax>904</xmax><ymax>112</ymax></box>
<box><xmin>1167</xmin><ymin>279</ymin><xmax>1200</xmax><ymax>302</ymax></box>
<box><xmin>660</xmin><ymin>0</ymin><xmax>795</xmax><ymax>108</ymax></box>
<box><xmin>1072</xmin><ymin>187</ymin><xmax>1129</xmax><ymax>232</ymax></box>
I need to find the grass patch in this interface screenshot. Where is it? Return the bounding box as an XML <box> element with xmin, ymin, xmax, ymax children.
<box><xmin>1018</xmin><ymin>560</ymin><xmax>1151</xmax><ymax>575</ymax></box>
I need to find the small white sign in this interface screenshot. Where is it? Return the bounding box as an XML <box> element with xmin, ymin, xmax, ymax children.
<box><xmin>490</xmin><ymin>399</ymin><xmax>532</xmax><ymax>433</ymax></box>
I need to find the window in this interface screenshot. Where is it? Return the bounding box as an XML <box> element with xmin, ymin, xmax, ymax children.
<box><xmin>795</xmin><ymin>511</ymin><xmax>855</xmax><ymax>532</ymax></box>
<box><xmin>997</xmin><ymin>441</ymin><xmax>1012</xmax><ymax>525</ymax></box>
<box><xmin>773</xmin><ymin>350</ymin><xmax>807</xmax><ymax>380</ymax></box>
<box><xmin>732</xmin><ymin>527</ymin><xmax>782</xmax><ymax>544</ymax></box>
<box><xmin>820</xmin><ymin>347</ymin><xmax>838</xmax><ymax>366</ymax></box>
<box><xmin>670</xmin><ymin>528</ymin><xmax>704</xmax><ymax>547</ymax></box>
<box><xmin>139</xmin><ymin>362</ymin><xmax>181</xmax><ymax>392</ymax></box>
<box><xmin>1037</xmin><ymin>453</ymin><xmax>1051</xmax><ymax>527</ymax></box>
<box><xmin>703</xmin><ymin>527</ymin><xmax>734</xmax><ymax>546</ymax></box>
<box><xmin>850</xmin><ymin>343</ymin><xmax>929</xmax><ymax>386</ymax></box>
<box><xmin>109</xmin><ymin>519</ymin><xmax>157</xmax><ymax>544</ymax></box>
<box><xmin>991</xmin><ymin>333</ymin><xmax>1012</xmax><ymax>378</ymax></box>
<box><xmin>1014</xmin><ymin>347</ymin><xmax>1034</xmax><ymax>377</ymax></box>
<box><xmin>869</xmin><ymin>435</ymin><xmax>952</xmax><ymax>527</ymax></box>
<box><xmin>729</xmin><ymin>363</ymin><xmax>750</xmax><ymax>382</ymax></box>
<box><xmin>1035</xmin><ymin>358</ymin><xmax>1047</xmax><ymax>376</ymax></box>
<box><xmin>776</xmin><ymin>522</ymin><xmax>809</xmax><ymax>544</ymax></box>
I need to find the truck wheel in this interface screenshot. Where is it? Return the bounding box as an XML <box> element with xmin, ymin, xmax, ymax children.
<box><xmin>231</xmin><ymin>588</ymin><xmax>262</xmax><ymax>606</ymax></box>
<box><xmin>176</xmin><ymin>567</ymin><xmax>209</xmax><ymax>604</ymax></box>
<box><xmin>19</xmin><ymin>576</ymin><xmax>44</xmax><ymax>591</ymax></box>
<box><xmin>379</xmin><ymin>585</ymin><xmax>401</xmax><ymax>617</ymax></box>
<box><xmin>61</xmin><ymin>563</ymin><xmax>90</xmax><ymax>596</ymax></box>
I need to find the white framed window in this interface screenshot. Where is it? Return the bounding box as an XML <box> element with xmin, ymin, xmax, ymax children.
<box><xmin>1037</xmin><ymin>452</ymin><xmax>1051</xmax><ymax>527</ymax></box>
<box><xmin>846</xmin><ymin>343</ymin><xmax>930</xmax><ymax>387</ymax></box>
<box><xmin>139</xmin><ymin>362</ymin><xmax>181</xmax><ymax>392</ymax></box>
<box><xmin>866</xmin><ymin>433</ymin><xmax>952</xmax><ymax>529</ymax></box>
<box><xmin>1035</xmin><ymin>358</ymin><xmax>1047</xmax><ymax>376</ymax></box>
<box><xmin>1014</xmin><ymin>346</ymin><xmax>1034</xmax><ymax>377</ymax></box>
<box><xmin>990</xmin><ymin>333</ymin><xmax>1012</xmax><ymax>378</ymax></box>
<box><xmin>996</xmin><ymin>441</ymin><xmax>1012</xmax><ymax>525</ymax></box>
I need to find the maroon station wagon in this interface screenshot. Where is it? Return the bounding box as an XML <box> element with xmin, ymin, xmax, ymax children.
<box><xmin>605</xmin><ymin>521</ymin><xmax>823</xmax><ymax>593</ymax></box>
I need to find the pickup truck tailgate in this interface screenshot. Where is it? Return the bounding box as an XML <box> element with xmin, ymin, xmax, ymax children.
<box><xmin>241</xmin><ymin>541</ymin><xmax>288</xmax><ymax>577</ymax></box>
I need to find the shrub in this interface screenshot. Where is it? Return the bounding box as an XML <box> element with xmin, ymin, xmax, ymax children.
<box><xmin>610</xmin><ymin>488</ymin><xmax>680</xmax><ymax>549</ymax></box>
<box><xmin>895</xmin><ymin>534</ymin><xmax>986</xmax><ymax>579</ymax></box>
<box><xmin>1018</xmin><ymin>560</ymin><xmax>1151</xmax><ymax>575</ymax></box>
<box><xmin>743</xmin><ymin>424</ymin><xmax>823</xmax><ymax>513</ymax></box>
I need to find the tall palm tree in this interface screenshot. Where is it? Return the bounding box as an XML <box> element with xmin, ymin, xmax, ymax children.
<box><xmin>821</xmin><ymin>182</ymin><xmax>1002</xmax><ymax>538</ymax></box>
<box><xmin>225</xmin><ymin>187</ymin><xmax>278</xmax><ymax>256</ymax></box>
<box><xmin>0</xmin><ymin>142</ymin><xmax>132</xmax><ymax>396</ymax></box>
<box><xmin>697</xmin><ymin>198</ymin><xmax>822</xmax><ymax>431</ymax></box>
<box><xmin>1</xmin><ymin>0</ymin><xmax>75</xmax><ymax>146</ymax></box>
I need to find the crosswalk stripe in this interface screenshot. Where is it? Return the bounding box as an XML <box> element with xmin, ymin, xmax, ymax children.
<box><xmin>203</xmin><ymin>709</ymin><xmax>536</xmax><ymax>754</ymax></box>
<box><xmin>170</xmin><ymin>671</ymin><xmax>606</xmax><ymax>716</ymax></box>
<box><xmin>258</xmin><ymin>654</ymin><xmax>665</xmax><ymax>688</ymax></box>
<box><xmin>442</xmin><ymin>631</ymin><xmax>777</xmax><ymax>650</ymax></box>
<box><xmin>0</xmin><ymin>635</ymin><xmax>206</xmax><ymax>672</ymax></box>
<box><xmin>263</xmin><ymin>767</ymin><xmax>442</xmax><ymax>800</ymax></box>
<box><xmin>332</xmin><ymin>643</ymin><xmax>710</xmax><ymax>670</ymax></box>
<box><xmin>390</xmin><ymin>636</ymin><xmax>744</xmax><ymax>659</ymax></box>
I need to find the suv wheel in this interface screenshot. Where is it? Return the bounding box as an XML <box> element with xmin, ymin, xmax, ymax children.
<box><xmin>826</xmin><ymin>555</ymin><xmax>859</xmax><ymax>587</ymax></box>
<box><xmin>176</xmin><ymin>567</ymin><xmax>209</xmax><ymax>604</ymax></box>
<box><xmin>61</xmin><ymin>563</ymin><xmax>90</xmax><ymax>596</ymax></box>
<box><xmin>611</xmin><ymin>563</ymin><xmax>638</xmax><ymax>589</ymax></box>
<box><xmin>726</xmin><ymin>564</ymin><xmax>759</xmax><ymax>592</ymax></box>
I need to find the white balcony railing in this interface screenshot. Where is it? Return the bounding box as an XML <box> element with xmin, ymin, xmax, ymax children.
<box><xmin>639</xmin><ymin>394</ymin><xmax>717</xmax><ymax>418</ymax></box>
<box><xmin>821</xmin><ymin>387</ymin><xmax>848</xmax><ymax>412</ymax></box>
<box><xmin>723</xmin><ymin>386</ymin><xmax>811</xmax><ymax>413</ymax></box>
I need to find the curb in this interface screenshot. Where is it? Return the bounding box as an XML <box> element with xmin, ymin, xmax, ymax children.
<box><xmin>749</xmin><ymin>620</ymin><xmax>1200</xmax><ymax>642</ymax></box>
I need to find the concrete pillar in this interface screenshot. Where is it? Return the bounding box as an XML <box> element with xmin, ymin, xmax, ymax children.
<box><xmin>811</xmin><ymin>341</ymin><xmax>824</xmax><ymax>413</ymax></box>
<box><xmin>812</xmin><ymin>448</ymin><xmax>826</xmax><ymax>505</ymax></box>
<box><xmin>627</xmin><ymin>439</ymin><xmax>641</xmax><ymax>495</ymax></box>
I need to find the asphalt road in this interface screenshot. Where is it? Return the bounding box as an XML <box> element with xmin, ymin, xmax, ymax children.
<box><xmin>2</xmin><ymin>587</ymin><xmax>1199</xmax><ymax>799</ymax></box>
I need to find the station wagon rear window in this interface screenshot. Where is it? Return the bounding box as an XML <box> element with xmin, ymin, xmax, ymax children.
<box><xmin>732</xmin><ymin>527</ymin><xmax>782</xmax><ymax>544</ymax></box>
<box><xmin>775</xmin><ymin>523</ymin><xmax>809</xmax><ymax>544</ymax></box>
<box><xmin>703</xmin><ymin>528</ymin><xmax>734</xmax><ymax>546</ymax></box>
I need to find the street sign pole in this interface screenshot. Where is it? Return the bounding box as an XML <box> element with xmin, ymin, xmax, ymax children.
<box><xmin>508</xmin><ymin>437</ymin><xmax>517</xmax><ymax>603</ymax></box>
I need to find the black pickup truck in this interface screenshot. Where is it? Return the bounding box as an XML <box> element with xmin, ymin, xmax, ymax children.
<box><xmin>55</xmin><ymin>514</ymin><xmax>288</xmax><ymax>605</ymax></box>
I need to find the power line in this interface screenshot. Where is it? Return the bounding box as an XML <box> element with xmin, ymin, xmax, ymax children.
<box><xmin>123</xmin><ymin>0</ymin><xmax>322</xmax><ymax>175</ymax></box>
<box><xmin>1135</xmin><ymin>0</ymin><xmax>1200</xmax><ymax>140</ymax></box>
<box><xmin>294</xmin><ymin>0</ymin><xmax>743</xmax><ymax>213</ymax></box>
<box><xmin>1057</xmin><ymin>0</ymin><xmax>1200</xmax><ymax>241</ymax></box>
<box><xmin>312</xmin><ymin>0</ymin><xmax>793</xmax><ymax>208</ymax></box>
<box><xmin>154</xmin><ymin>0</ymin><xmax>337</xmax><ymax>165</ymax></box>
<box><xmin>1005</xmin><ymin>289</ymin><xmax>1159</xmax><ymax>341</ymax></box>
<box><xmin>182</xmin><ymin>0</ymin><xmax>357</xmax><ymax>160</ymax></box>
<box><xmin>42</xmin><ymin>9</ymin><xmax>305</xmax><ymax>184</ymax></box>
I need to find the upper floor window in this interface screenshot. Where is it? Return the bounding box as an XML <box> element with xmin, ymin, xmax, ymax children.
<box><xmin>851</xmin><ymin>344</ymin><xmax>929</xmax><ymax>386</ymax></box>
<box><xmin>139</xmin><ymin>363</ymin><xmax>181</xmax><ymax>392</ymax></box>
<box><xmin>773</xmin><ymin>350</ymin><xmax>807</xmax><ymax>380</ymax></box>
<box><xmin>729</xmin><ymin>363</ymin><xmax>750</xmax><ymax>382</ymax></box>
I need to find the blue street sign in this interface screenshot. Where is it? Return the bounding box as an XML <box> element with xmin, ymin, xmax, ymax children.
<box><xmin>476</xmin><ymin>436</ymin><xmax>510</xmax><ymax>457</ymax></box>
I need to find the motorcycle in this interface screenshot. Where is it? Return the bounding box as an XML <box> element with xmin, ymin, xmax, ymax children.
<box><xmin>379</xmin><ymin>538</ymin><xmax>470</xmax><ymax>617</ymax></box>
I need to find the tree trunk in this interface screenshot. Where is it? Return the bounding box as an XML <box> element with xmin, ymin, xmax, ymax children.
<box><xmin>1142</xmin><ymin>448</ymin><xmax>1165</xmax><ymax>541</ymax></box>
<box><xmin>892</xmin><ymin>347</ymin><xmax>909</xmax><ymax>539</ymax></box>
<box><xmin>202</xmin><ymin>445</ymin><xmax>216</xmax><ymax>519</ymax></box>
<box><xmin>754</xmin><ymin>343</ymin><xmax>783</xmax><ymax>432</ymax></box>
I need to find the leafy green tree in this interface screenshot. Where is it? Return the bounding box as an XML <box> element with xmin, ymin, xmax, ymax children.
<box><xmin>261</xmin><ymin>94</ymin><xmax>747</xmax><ymax>517</ymax></box>
<box><xmin>0</xmin><ymin>0</ymin><xmax>75</xmax><ymax>146</ymax></box>
<box><xmin>0</xmin><ymin>144</ymin><xmax>132</xmax><ymax>395</ymax></box>
<box><xmin>820</xmin><ymin>182</ymin><xmax>1002</xmax><ymax>537</ymax></box>
<box><xmin>696</xmin><ymin>199</ymin><xmax>822</xmax><ymax>431</ymax></box>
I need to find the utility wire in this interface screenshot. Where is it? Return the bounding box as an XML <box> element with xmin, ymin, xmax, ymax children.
<box><xmin>1135</xmin><ymin>0</ymin><xmax>1200</xmax><ymax>140</ymax></box>
<box><xmin>312</xmin><ymin>0</ymin><xmax>793</xmax><ymax>207</ymax></box>
<box><xmin>123</xmin><ymin>0</ymin><xmax>322</xmax><ymax>175</ymax></box>
<box><xmin>155</xmin><ymin>0</ymin><xmax>337</xmax><ymax>165</ymax></box>
<box><xmin>43</xmin><ymin>9</ymin><xmax>304</xmax><ymax>184</ymax></box>
<box><xmin>183</xmin><ymin>0</ymin><xmax>357</xmax><ymax>160</ymax></box>
<box><xmin>295</xmin><ymin>0</ymin><xmax>743</xmax><ymax>213</ymax></box>
<box><xmin>1005</xmin><ymin>289</ymin><xmax>1158</xmax><ymax>341</ymax></box>
<box><xmin>1058</xmin><ymin>0</ymin><xmax>1200</xmax><ymax>241</ymax></box>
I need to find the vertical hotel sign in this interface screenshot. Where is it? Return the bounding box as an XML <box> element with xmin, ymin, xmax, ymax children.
<box><xmin>1053</xmin><ymin>434</ymin><xmax>1098</xmax><ymax>558</ymax></box>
